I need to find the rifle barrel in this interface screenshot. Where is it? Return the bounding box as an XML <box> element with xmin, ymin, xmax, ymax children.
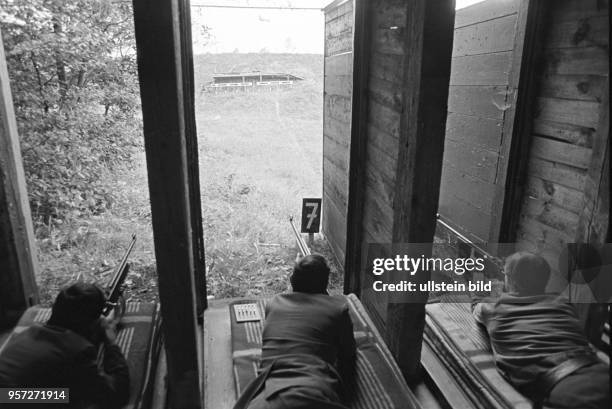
<box><xmin>109</xmin><ymin>234</ymin><xmax>137</xmax><ymax>290</ymax></box>
<box><xmin>289</xmin><ymin>216</ymin><xmax>311</xmax><ymax>257</ymax></box>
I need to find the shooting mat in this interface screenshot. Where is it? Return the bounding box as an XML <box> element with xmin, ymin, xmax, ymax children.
<box><xmin>0</xmin><ymin>302</ymin><xmax>162</xmax><ymax>409</ymax></box>
<box><xmin>425</xmin><ymin>299</ymin><xmax>533</xmax><ymax>409</ymax></box>
<box><xmin>230</xmin><ymin>294</ymin><xmax>422</xmax><ymax>409</ymax></box>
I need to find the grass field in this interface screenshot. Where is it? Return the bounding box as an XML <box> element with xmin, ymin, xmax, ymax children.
<box><xmin>195</xmin><ymin>53</ymin><xmax>343</xmax><ymax>298</ymax></box>
<box><xmin>35</xmin><ymin>52</ymin><xmax>342</xmax><ymax>305</ymax></box>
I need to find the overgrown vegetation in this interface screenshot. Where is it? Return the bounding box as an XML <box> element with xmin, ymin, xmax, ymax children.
<box><xmin>2</xmin><ymin>0</ymin><xmax>141</xmax><ymax>223</ymax></box>
<box><xmin>195</xmin><ymin>53</ymin><xmax>343</xmax><ymax>298</ymax></box>
<box><xmin>1</xmin><ymin>0</ymin><xmax>151</xmax><ymax>304</ymax></box>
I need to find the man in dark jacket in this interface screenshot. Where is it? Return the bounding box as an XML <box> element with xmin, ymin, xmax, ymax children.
<box><xmin>0</xmin><ymin>282</ymin><xmax>130</xmax><ymax>408</ymax></box>
<box><xmin>472</xmin><ymin>252</ymin><xmax>609</xmax><ymax>409</ymax></box>
<box><xmin>234</xmin><ymin>254</ymin><xmax>356</xmax><ymax>409</ymax></box>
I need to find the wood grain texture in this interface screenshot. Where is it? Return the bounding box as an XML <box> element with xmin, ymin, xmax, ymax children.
<box><xmin>324</xmin><ymin>74</ymin><xmax>353</xmax><ymax>98</ymax></box>
<box><xmin>324</xmin><ymin>93</ymin><xmax>352</xmax><ymax>124</ymax></box>
<box><xmin>324</xmin><ymin>0</ymin><xmax>352</xmax><ymax>23</ymax></box>
<box><xmin>449</xmin><ymin>52</ymin><xmax>512</xmax><ymax>86</ymax></box>
<box><xmin>543</xmin><ymin>46</ymin><xmax>610</xmax><ymax>76</ymax></box>
<box><xmin>516</xmin><ymin>0</ymin><xmax>609</xmax><ymax>251</ymax></box>
<box><xmin>369</xmin><ymin>52</ymin><xmax>404</xmax><ymax>84</ymax></box>
<box><xmin>445</xmin><ymin>113</ymin><xmax>504</xmax><ymax>152</ymax></box>
<box><xmin>323</xmin><ymin>156</ymin><xmax>349</xmax><ymax>211</ymax></box>
<box><xmin>132</xmin><ymin>1</ymin><xmax>202</xmax><ymax>406</ymax></box>
<box><xmin>324</xmin><ymin>116</ymin><xmax>351</xmax><ymax>144</ymax></box>
<box><xmin>549</xmin><ymin>0</ymin><xmax>609</xmax><ymax>23</ymax></box>
<box><xmin>367</xmin><ymin>76</ymin><xmax>403</xmax><ymax>112</ymax></box>
<box><xmin>388</xmin><ymin>0</ymin><xmax>455</xmax><ymax>380</ymax></box>
<box><xmin>576</xmin><ymin>78</ymin><xmax>609</xmax><ymax>244</ymax></box>
<box><xmin>438</xmin><ymin>192</ymin><xmax>492</xmax><ymax>242</ymax></box>
<box><xmin>368</xmin><ymin>99</ymin><xmax>402</xmax><ymax>139</ymax></box>
<box><xmin>442</xmin><ymin>139</ymin><xmax>500</xmax><ymax>184</ymax></box>
<box><xmin>439</xmin><ymin>163</ymin><xmax>497</xmax><ymax>212</ymax></box>
<box><xmin>0</xmin><ymin>31</ymin><xmax>39</xmax><ymax>318</ymax></box>
<box><xmin>532</xmin><ymin>119</ymin><xmax>595</xmax><ymax>147</ymax></box>
<box><xmin>452</xmin><ymin>13</ymin><xmax>517</xmax><ymax>57</ymax></box>
<box><xmin>324</xmin><ymin>52</ymin><xmax>353</xmax><ymax>76</ymax></box>
<box><xmin>520</xmin><ymin>196</ymin><xmax>580</xmax><ymax>237</ymax></box>
<box><xmin>367</xmin><ymin>123</ymin><xmax>399</xmax><ymax>160</ymax></box>
<box><xmin>525</xmin><ymin>176</ymin><xmax>584</xmax><ymax>214</ymax></box>
<box><xmin>545</xmin><ymin>14</ymin><xmax>609</xmax><ymax>49</ymax></box>
<box><xmin>323</xmin><ymin>132</ymin><xmax>350</xmax><ymax>172</ymax></box>
<box><xmin>539</xmin><ymin>74</ymin><xmax>607</xmax><ymax>102</ymax></box>
<box><xmin>535</xmin><ymin>97</ymin><xmax>600</xmax><ymax>128</ymax></box>
<box><xmin>530</xmin><ymin>136</ymin><xmax>592</xmax><ymax>169</ymax></box>
<box><xmin>454</xmin><ymin>0</ymin><xmax>518</xmax><ymax>29</ymax></box>
<box><xmin>526</xmin><ymin>156</ymin><xmax>587</xmax><ymax>191</ymax></box>
<box><xmin>326</xmin><ymin>30</ymin><xmax>354</xmax><ymax>57</ymax></box>
<box><xmin>323</xmin><ymin>0</ymin><xmax>353</xmax><ymax>269</ymax></box>
<box><xmin>178</xmin><ymin>0</ymin><xmax>206</xmax><ymax>315</ymax></box>
<box><xmin>344</xmin><ymin>0</ymin><xmax>371</xmax><ymax>295</ymax></box>
<box><xmin>362</xmin><ymin>185</ymin><xmax>394</xmax><ymax>240</ymax></box>
<box><xmin>322</xmin><ymin>192</ymin><xmax>347</xmax><ymax>264</ymax></box>
<box><xmin>447</xmin><ymin>85</ymin><xmax>509</xmax><ymax>119</ymax></box>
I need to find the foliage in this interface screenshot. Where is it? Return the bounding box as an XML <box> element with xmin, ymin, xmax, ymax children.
<box><xmin>1</xmin><ymin>0</ymin><xmax>142</xmax><ymax>227</ymax></box>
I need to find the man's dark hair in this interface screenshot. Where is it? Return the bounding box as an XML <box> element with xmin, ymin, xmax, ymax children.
<box><xmin>291</xmin><ymin>254</ymin><xmax>331</xmax><ymax>294</ymax></box>
<box><xmin>48</xmin><ymin>282</ymin><xmax>105</xmax><ymax>335</ymax></box>
<box><xmin>504</xmin><ymin>252</ymin><xmax>551</xmax><ymax>295</ymax></box>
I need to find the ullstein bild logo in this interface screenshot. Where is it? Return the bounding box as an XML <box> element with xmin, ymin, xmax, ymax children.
<box><xmin>364</xmin><ymin>243</ymin><xmax>612</xmax><ymax>304</ymax></box>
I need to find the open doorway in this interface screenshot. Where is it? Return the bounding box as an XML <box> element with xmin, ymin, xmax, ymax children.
<box><xmin>193</xmin><ymin>0</ymin><xmax>343</xmax><ymax>299</ymax></box>
<box><xmin>0</xmin><ymin>0</ymin><xmax>156</xmax><ymax>306</ymax></box>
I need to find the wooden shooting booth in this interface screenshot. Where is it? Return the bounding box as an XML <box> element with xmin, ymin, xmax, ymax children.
<box><xmin>1</xmin><ymin>0</ymin><xmax>609</xmax><ymax>408</ymax></box>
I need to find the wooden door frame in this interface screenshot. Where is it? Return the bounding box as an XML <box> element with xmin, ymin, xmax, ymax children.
<box><xmin>0</xmin><ymin>30</ymin><xmax>40</xmax><ymax>326</ymax></box>
<box><xmin>132</xmin><ymin>0</ymin><xmax>204</xmax><ymax>406</ymax></box>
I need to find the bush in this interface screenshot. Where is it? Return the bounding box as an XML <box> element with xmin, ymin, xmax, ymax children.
<box><xmin>1</xmin><ymin>0</ymin><xmax>142</xmax><ymax>228</ymax></box>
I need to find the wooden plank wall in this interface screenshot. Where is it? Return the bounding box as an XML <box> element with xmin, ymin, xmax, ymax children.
<box><xmin>437</xmin><ymin>0</ymin><xmax>520</xmax><ymax>243</ymax></box>
<box><xmin>322</xmin><ymin>0</ymin><xmax>353</xmax><ymax>265</ymax></box>
<box><xmin>515</xmin><ymin>0</ymin><xmax>610</xmax><ymax>271</ymax></box>
<box><xmin>355</xmin><ymin>0</ymin><xmax>408</xmax><ymax>329</ymax></box>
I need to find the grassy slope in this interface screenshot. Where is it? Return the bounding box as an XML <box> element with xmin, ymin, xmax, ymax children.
<box><xmin>195</xmin><ymin>53</ymin><xmax>342</xmax><ymax>298</ymax></box>
<box><xmin>36</xmin><ymin>52</ymin><xmax>340</xmax><ymax>305</ymax></box>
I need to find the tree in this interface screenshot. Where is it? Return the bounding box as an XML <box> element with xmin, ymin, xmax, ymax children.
<box><xmin>1</xmin><ymin>0</ymin><xmax>142</xmax><ymax>225</ymax></box>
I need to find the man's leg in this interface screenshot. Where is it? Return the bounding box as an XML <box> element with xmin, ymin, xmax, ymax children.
<box><xmin>546</xmin><ymin>363</ymin><xmax>610</xmax><ymax>409</ymax></box>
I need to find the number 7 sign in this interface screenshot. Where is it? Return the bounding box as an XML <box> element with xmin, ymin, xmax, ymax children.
<box><xmin>301</xmin><ymin>198</ymin><xmax>322</xmax><ymax>233</ymax></box>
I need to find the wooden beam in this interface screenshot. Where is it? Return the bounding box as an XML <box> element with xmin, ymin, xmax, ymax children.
<box><xmin>344</xmin><ymin>0</ymin><xmax>371</xmax><ymax>295</ymax></box>
<box><xmin>387</xmin><ymin>0</ymin><xmax>455</xmax><ymax>382</ymax></box>
<box><xmin>496</xmin><ymin>0</ymin><xmax>547</xmax><ymax>245</ymax></box>
<box><xmin>0</xmin><ymin>30</ymin><xmax>39</xmax><ymax>326</ymax></box>
<box><xmin>178</xmin><ymin>0</ymin><xmax>207</xmax><ymax>316</ymax></box>
<box><xmin>132</xmin><ymin>0</ymin><xmax>202</xmax><ymax>407</ymax></box>
<box><xmin>576</xmin><ymin>78</ymin><xmax>609</xmax><ymax>244</ymax></box>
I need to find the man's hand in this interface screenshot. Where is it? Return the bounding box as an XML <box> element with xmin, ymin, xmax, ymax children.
<box><xmin>103</xmin><ymin>316</ymin><xmax>120</xmax><ymax>344</ymax></box>
<box><xmin>97</xmin><ymin>316</ymin><xmax>120</xmax><ymax>345</ymax></box>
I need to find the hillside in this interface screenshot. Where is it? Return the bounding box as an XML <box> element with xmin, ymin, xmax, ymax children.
<box><xmin>193</xmin><ymin>53</ymin><xmax>341</xmax><ymax>298</ymax></box>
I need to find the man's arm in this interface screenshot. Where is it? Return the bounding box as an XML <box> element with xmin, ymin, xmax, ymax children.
<box><xmin>74</xmin><ymin>319</ymin><xmax>130</xmax><ymax>408</ymax></box>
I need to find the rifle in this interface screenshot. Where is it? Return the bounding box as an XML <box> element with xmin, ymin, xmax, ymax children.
<box><xmin>289</xmin><ymin>216</ymin><xmax>311</xmax><ymax>257</ymax></box>
<box><xmin>102</xmin><ymin>234</ymin><xmax>137</xmax><ymax>317</ymax></box>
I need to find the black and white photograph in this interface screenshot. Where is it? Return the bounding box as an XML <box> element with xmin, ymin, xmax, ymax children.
<box><xmin>0</xmin><ymin>0</ymin><xmax>609</xmax><ymax>408</ymax></box>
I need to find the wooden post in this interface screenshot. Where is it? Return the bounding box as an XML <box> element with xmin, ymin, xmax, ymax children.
<box><xmin>495</xmin><ymin>0</ymin><xmax>547</xmax><ymax>245</ymax></box>
<box><xmin>343</xmin><ymin>0</ymin><xmax>372</xmax><ymax>295</ymax></box>
<box><xmin>387</xmin><ymin>0</ymin><xmax>455</xmax><ymax>382</ymax></box>
<box><xmin>0</xmin><ymin>30</ymin><xmax>39</xmax><ymax>325</ymax></box>
<box><xmin>177</xmin><ymin>0</ymin><xmax>207</xmax><ymax>316</ymax></box>
<box><xmin>576</xmin><ymin>78</ymin><xmax>609</xmax><ymax>244</ymax></box>
<box><xmin>132</xmin><ymin>0</ymin><xmax>202</xmax><ymax>407</ymax></box>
